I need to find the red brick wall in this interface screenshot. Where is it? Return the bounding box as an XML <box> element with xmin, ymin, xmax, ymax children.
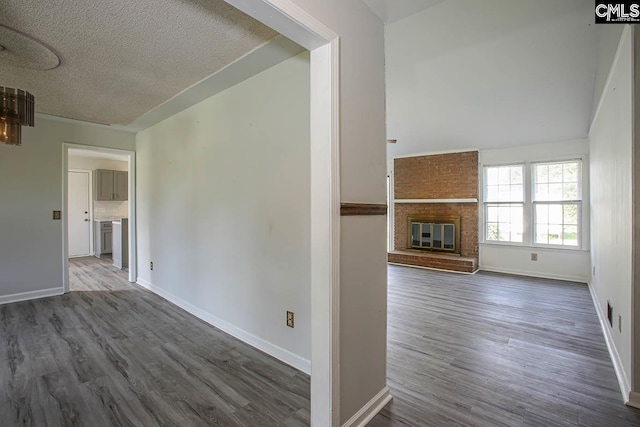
<box><xmin>393</xmin><ymin>151</ymin><xmax>479</xmax><ymax>263</ymax></box>
<box><xmin>394</xmin><ymin>151</ymin><xmax>478</xmax><ymax>199</ymax></box>
<box><xmin>394</xmin><ymin>203</ymin><xmax>478</xmax><ymax>259</ymax></box>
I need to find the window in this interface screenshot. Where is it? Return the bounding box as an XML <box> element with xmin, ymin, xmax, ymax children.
<box><xmin>533</xmin><ymin>160</ymin><xmax>581</xmax><ymax>246</ymax></box>
<box><xmin>483</xmin><ymin>159</ymin><xmax>584</xmax><ymax>248</ymax></box>
<box><xmin>484</xmin><ymin>165</ymin><xmax>524</xmax><ymax>243</ymax></box>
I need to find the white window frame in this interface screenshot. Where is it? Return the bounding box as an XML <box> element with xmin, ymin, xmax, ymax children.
<box><xmin>483</xmin><ymin>164</ymin><xmax>525</xmax><ymax>244</ymax></box>
<box><xmin>531</xmin><ymin>159</ymin><xmax>583</xmax><ymax>249</ymax></box>
<box><xmin>481</xmin><ymin>157</ymin><xmax>587</xmax><ymax>251</ymax></box>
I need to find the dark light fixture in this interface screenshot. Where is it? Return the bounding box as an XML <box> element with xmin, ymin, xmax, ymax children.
<box><xmin>0</xmin><ymin>86</ymin><xmax>35</xmax><ymax>146</ymax></box>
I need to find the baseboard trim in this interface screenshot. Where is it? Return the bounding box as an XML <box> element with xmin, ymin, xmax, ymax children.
<box><xmin>479</xmin><ymin>266</ymin><xmax>587</xmax><ymax>283</ymax></box>
<box><xmin>341</xmin><ymin>386</ymin><xmax>392</xmax><ymax>427</ymax></box>
<box><xmin>627</xmin><ymin>392</ymin><xmax>640</xmax><ymax>409</ymax></box>
<box><xmin>0</xmin><ymin>287</ymin><xmax>64</xmax><ymax>305</ymax></box>
<box><xmin>587</xmin><ymin>281</ymin><xmax>630</xmax><ymax>403</ymax></box>
<box><xmin>136</xmin><ymin>278</ymin><xmax>311</xmax><ymax>375</ymax></box>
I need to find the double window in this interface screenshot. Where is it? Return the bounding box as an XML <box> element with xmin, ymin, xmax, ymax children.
<box><xmin>484</xmin><ymin>160</ymin><xmax>582</xmax><ymax>248</ymax></box>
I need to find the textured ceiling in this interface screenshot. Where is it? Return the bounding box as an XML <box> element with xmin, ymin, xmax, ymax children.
<box><xmin>385</xmin><ymin>0</ymin><xmax>601</xmax><ymax>157</ymax></box>
<box><xmin>0</xmin><ymin>0</ymin><xmax>278</xmax><ymax>126</ymax></box>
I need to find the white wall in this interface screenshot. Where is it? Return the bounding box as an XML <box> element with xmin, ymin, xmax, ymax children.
<box><xmin>385</xmin><ymin>0</ymin><xmax>599</xmax><ymax>157</ymax></box>
<box><xmin>0</xmin><ymin>118</ymin><xmax>135</xmax><ymax>302</ymax></box>
<box><xmin>592</xmin><ymin>25</ymin><xmax>625</xmax><ymax>119</ymax></box>
<box><xmin>68</xmin><ymin>156</ymin><xmax>129</xmax><ymax>219</ymax></box>
<box><xmin>68</xmin><ymin>156</ymin><xmax>128</xmax><ymax>171</ymax></box>
<box><xmin>478</xmin><ymin>140</ymin><xmax>591</xmax><ymax>282</ymax></box>
<box><xmin>589</xmin><ymin>27</ymin><xmax>633</xmax><ymax>397</ymax></box>
<box><xmin>288</xmin><ymin>3</ymin><xmax>389</xmax><ymax>423</ymax></box>
<box><xmin>136</xmin><ymin>53</ymin><xmax>312</xmax><ymax>370</ymax></box>
<box><xmin>224</xmin><ymin>1</ymin><xmax>389</xmax><ymax>423</ymax></box>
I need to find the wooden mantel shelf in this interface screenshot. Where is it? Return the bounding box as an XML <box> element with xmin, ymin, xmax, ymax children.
<box><xmin>395</xmin><ymin>198</ymin><xmax>478</xmax><ymax>204</ymax></box>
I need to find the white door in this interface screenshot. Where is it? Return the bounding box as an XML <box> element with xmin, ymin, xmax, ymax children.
<box><xmin>68</xmin><ymin>171</ymin><xmax>91</xmax><ymax>257</ymax></box>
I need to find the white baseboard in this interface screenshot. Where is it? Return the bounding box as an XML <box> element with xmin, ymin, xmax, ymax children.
<box><xmin>0</xmin><ymin>287</ymin><xmax>64</xmax><ymax>305</ymax></box>
<box><xmin>479</xmin><ymin>266</ymin><xmax>587</xmax><ymax>283</ymax></box>
<box><xmin>342</xmin><ymin>386</ymin><xmax>392</xmax><ymax>427</ymax></box>
<box><xmin>136</xmin><ymin>278</ymin><xmax>311</xmax><ymax>375</ymax></box>
<box><xmin>587</xmin><ymin>282</ymin><xmax>630</xmax><ymax>403</ymax></box>
<box><xmin>627</xmin><ymin>391</ymin><xmax>640</xmax><ymax>409</ymax></box>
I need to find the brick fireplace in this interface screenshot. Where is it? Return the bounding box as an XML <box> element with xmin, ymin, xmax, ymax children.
<box><xmin>388</xmin><ymin>151</ymin><xmax>479</xmax><ymax>273</ymax></box>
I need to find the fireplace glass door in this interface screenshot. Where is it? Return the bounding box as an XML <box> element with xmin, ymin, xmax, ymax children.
<box><xmin>411</xmin><ymin>222</ymin><xmax>456</xmax><ymax>252</ymax></box>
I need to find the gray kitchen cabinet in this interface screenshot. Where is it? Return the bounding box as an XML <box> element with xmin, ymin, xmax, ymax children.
<box><xmin>112</xmin><ymin>218</ymin><xmax>128</xmax><ymax>270</ymax></box>
<box><xmin>94</xmin><ymin>221</ymin><xmax>113</xmax><ymax>257</ymax></box>
<box><xmin>114</xmin><ymin>171</ymin><xmax>128</xmax><ymax>201</ymax></box>
<box><xmin>94</xmin><ymin>169</ymin><xmax>128</xmax><ymax>201</ymax></box>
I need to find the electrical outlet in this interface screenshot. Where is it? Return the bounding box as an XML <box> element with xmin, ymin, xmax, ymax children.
<box><xmin>286</xmin><ymin>311</ymin><xmax>295</xmax><ymax>328</ymax></box>
<box><xmin>150</xmin><ymin>261</ymin><xmax>154</xmax><ymax>271</ymax></box>
<box><xmin>530</xmin><ymin>253</ymin><xmax>538</xmax><ymax>261</ymax></box>
<box><xmin>52</xmin><ymin>210</ymin><xmax>61</xmax><ymax>220</ymax></box>
<box><xmin>619</xmin><ymin>315</ymin><xmax>622</xmax><ymax>333</ymax></box>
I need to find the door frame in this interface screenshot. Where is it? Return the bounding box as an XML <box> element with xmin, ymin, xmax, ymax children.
<box><xmin>68</xmin><ymin>168</ymin><xmax>94</xmax><ymax>257</ymax></box>
<box><xmin>62</xmin><ymin>143</ymin><xmax>137</xmax><ymax>288</ymax></box>
<box><xmin>220</xmin><ymin>1</ymin><xmax>341</xmax><ymax>424</ymax></box>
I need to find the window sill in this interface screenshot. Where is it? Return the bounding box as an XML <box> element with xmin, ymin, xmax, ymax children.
<box><xmin>480</xmin><ymin>242</ymin><xmax>589</xmax><ymax>253</ymax></box>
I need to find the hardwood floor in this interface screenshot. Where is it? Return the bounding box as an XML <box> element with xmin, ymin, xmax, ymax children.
<box><xmin>0</xmin><ymin>257</ymin><xmax>310</xmax><ymax>426</ymax></box>
<box><xmin>3</xmin><ymin>259</ymin><xmax>639</xmax><ymax>426</ymax></box>
<box><xmin>369</xmin><ymin>265</ymin><xmax>640</xmax><ymax>427</ymax></box>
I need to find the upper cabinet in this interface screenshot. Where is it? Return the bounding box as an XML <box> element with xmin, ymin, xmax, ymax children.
<box><xmin>94</xmin><ymin>169</ymin><xmax>128</xmax><ymax>201</ymax></box>
<box><xmin>114</xmin><ymin>171</ymin><xmax>128</xmax><ymax>201</ymax></box>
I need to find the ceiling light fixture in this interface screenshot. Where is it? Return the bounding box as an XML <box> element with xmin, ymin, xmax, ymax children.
<box><xmin>0</xmin><ymin>87</ymin><xmax>35</xmax><ymax>146</ymax></box>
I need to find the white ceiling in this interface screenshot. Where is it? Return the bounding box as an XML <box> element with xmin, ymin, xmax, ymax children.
<box><xmin>363</xmin><ymin>0</ymin><xmax>447</xmax><ymax>24</ymax></box>
<box><xmin>384</xmin><ymin>0</ymin><xmax>602</xmax><ymax>158</ymax></box>
<box><xmin>0</xmin><ymin>0</ymin><xmax>289</xmax><ymax>127</ymax></box>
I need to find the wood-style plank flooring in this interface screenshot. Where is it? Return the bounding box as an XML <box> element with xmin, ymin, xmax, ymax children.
<box><xmin>0</xmin><ymin>257</ymin><xmax>310</xmax><ymax>426</ymax></box>
<box><xmin>3</xmin><ymin>259</ymin><xmax>639</xmax><ymax>426</ymax></box>
<box><xmin>370</xmin><ymin>265</ymin><xmax>640</xmax><ymax>427</ymax></box>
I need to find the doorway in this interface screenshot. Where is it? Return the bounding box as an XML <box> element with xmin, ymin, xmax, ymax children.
<box><xmin>62</xmin><ymin>143</ymin><xmax>137</xmax><ymax>291</ymax></box>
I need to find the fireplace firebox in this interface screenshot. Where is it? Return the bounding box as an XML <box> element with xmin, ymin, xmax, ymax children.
<box><xmin>408</xmin><ymin>215</ymin><xmax>461</xmax><ymax>254</ymax></box>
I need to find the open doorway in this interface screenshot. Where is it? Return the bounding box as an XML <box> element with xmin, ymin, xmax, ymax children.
<box><xmin>62</xmin><ymin>143</ymin><xmax>137</xmax><ymax>291</ymax></box>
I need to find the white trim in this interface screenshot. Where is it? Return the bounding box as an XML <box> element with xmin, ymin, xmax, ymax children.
<box><xmin>0</xmin><ymin>287</ymin><xmax>64</xmax><ymax>305</ymax></box>
<box><xmin>628</xmin><ymin>392</ymin><xmax>640</xmax><ymax>409</ymax></box>
<box><xmin>329</xmin><ymin>36</ymin><xmax>341</xmax><ymax>427</ymax></box>
<box><xmin>136</xmin><ymin>278</ymin><xmax>310</xmax><ymax>374</ymax></box>
<box><xmin>587</xmin><ymin>281</ymin><xmax>631</xmax><ymax>403</ymax></box>
<box><xmin>388</xmin><ymin>262</ymin><xmax>478</xmax><ymax>275</ymax></box>
<box><xmin>387</xmin><ymin>160</ymin><xmax>395</xmax><ymax>251</ymax></box>
<box><xmin>395</xmin><ymin>198</ymin><xmax>477</xmax><ymax>204</ymax></box>
<box><xmin>480</xmin><ymin>266</ymin><xmax>587</xmax><ymax>283</ymax></box>
<box><xmin>480</xmin><ymin>242</ymin><xmax>590</xmax><ymax>253</ymax></box>
<box><xmin>391</xmin><ymin>148</ymin><xmax>479</xmax><ymax>160</ymax></box>
<box><xmin>309</xmin><ymin>37</ymin><xmax>341</xmax><ymax>426</ymax></box>
<box><xmin>222</xmin><ymin>3</ymin><xmax>343</xmax><ymax>424</ymax></box>
<box><xmin>128</xmin><ymin>152</ymin><xmax>137</xmax><ymax>284</ymax></box>
<box><xmin>341</xmin><ymin>387</ymin><xmax>392</xmax><ymax>427</ymax></box>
